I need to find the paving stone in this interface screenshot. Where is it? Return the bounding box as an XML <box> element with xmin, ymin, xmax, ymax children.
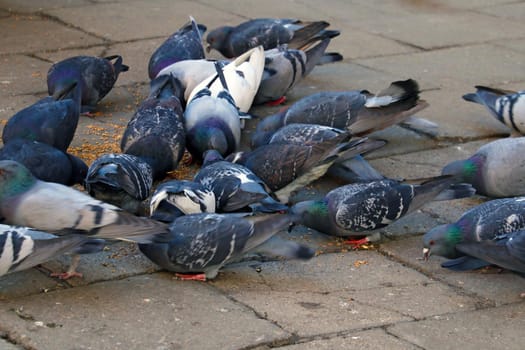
<box><xmin>37</xmin><ymin>46</ymin><xmax>107</xmax><ymax>64</ymax></box>
<box><xmin>0</xmin><ymin>274</ymin><xmax>289</xmax><ymax>350</ymax></box>
<box><xmin>0</xmin><ymin>15</ymin><xmax>103</xmax><ymax>55</ymax></box>
<box><xmin>0</xmin><ymin>338</ymin><xmax>21</xmax><ymax>350</ymax></box>
<box><xmin>281</xmin><ymin>329</ymin><xmax>420</xmax><ymax>349</ymax></box>
<box><xmin>0</xmin><ymin>93</ymin><xmax>40</xmax><ymax>123</ymax></box>
<box><xmin>495</xmin><ymin>38</ymin><xmax>525</xmax><ymax>55</ymax></box>
<box><xmin>0</xmin><ymin>0</ymin><xmax>89</xmax><ymax>13</ymax></box>
<box><xmin>476</xmin><ymin>1</ymin><xmax>525</xmax><ymax>21</ymax></box>
<box><xmin>388</xmin><ymin>303</ymin><xmax>525</xmax><ymax>350</ymax></box>
<box><xmin>0</xmin><ymin>55</ymin><xmax>54</xmax><ymax>96</ymax></box>
<box><xmin>0</xmin><ymin>270</ymin><xmax>67</xmax><ymax>301</ymax></box>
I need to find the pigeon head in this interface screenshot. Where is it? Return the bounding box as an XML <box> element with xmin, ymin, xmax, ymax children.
<box><xmin>255</xmin><ymin>112</ymin><xmax>285</xmax><ymax>133</ymax></box>
<box><xmin>202</xmin><ymin>150</ymin><xmax>225</xmax><ymax>166</ymax></box>
<box><xmin>47</xmin><ymin>62</ymin><xmax>85</xmax><ymax>101</ymax></box>
<box><xmin>442</xmin><ymin>154</ymin><xmax>485</xmax><ymax>184</ymax></box>
<box><xmin>149</xmin><ymin>74</ymin><xmax>185</xmax><ymax>104</ymax></box>
<box><xmin>0</xmin><ymin>160</ymin><xmax>37</xmax><ymax>199</ymax></box>
<box><xmin>188</xmin><ymin>126</ymin><xmax>231</xmax><ymax>161</ymax></box>
<box><xmin>206</xmin><ymin>26</ymin><xmax>233</xmax><ymax>53</ymax></box>
<box><xmin>290</xmin><ymin>199</ymin><xmax>329</xmax><ymax>233</ymax></box>
<box><xmin>422</xmin><ymin>223</ymin><xmax>464</xmax><ymax>260</ymax></box>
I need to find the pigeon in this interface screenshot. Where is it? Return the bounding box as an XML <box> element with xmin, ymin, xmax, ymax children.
<box><xmin>0</xmin><ymin>139</ymin><xmax>87</xmax><ymax>186</ymax></box>
<box><xmin>255</xmin><ymin>79</ymin><xmax>429</xmax><ymax>137</ymax></box>
<box><xmin>422</xmin><ymin>197</ymin><xmax>525</xmax><ymax>270</ymax></box>
<box><xmin>47</xmin><ymin>55</ymin><xmax>129</xmax><ymax>112</ymax></box>
<box><xmin>193</xmin><ymin>150</ymin><xmax>288</xmax><ymax>213</ymax></box>
<box><xmin>441</xmin><ymin>137</ymin><xmax>525</xmax><ymax>197</ymax></box>
<box><xmin>254</xmin><ymin>38</ymin><xmax>343</xmax><ymax>105</ymax></box>
<box><xmin>250</xmin><ymin>123</ymin><xmax>386</xmax><ymax>183</ymax></box>
<box><xmin>206</xmin><ymin>18</ymin><xmax>339</xmax><ymax>58</ymax></box>
<box><xmin>0</xmin><ymin>225</ymin><xmax>104</xmax><ymax>277</ymax></box>
<box><xmin>149</xmin><ymin>180</ymin><xmax>216</xmax><ymax>222</ymax></box>
<box><xmin>84</xmin><ymin>153</ymin><xmax>153</xmax><ymax>215</ymax></box>
<box><xmin>0</xmin><ymin>160</ymin><xmax>170</xmax><ymax>278</ymax></box>
<box><xmin>226</xmin><ymin>134</ymin><xmax>382</xmax><ymax>203</ymax></box>
<box><xmin>121</xmin><ymin>74</ymin><xmax>186</xmax><ymax>180</ymax></box>
<box><xmin>463</xmin><ymin>86</ymin><xmax>525</xmax><ymax>135</ymax></box>
<box><xmin>291</xmin><ymin>176</ymin><xmax>476</xmax><ymax>246</ymax></box>
<box><xmin>184</xmin><ymin>62</ymin><xmax>243</xmax><ymax>161</ymax></box>
<box><xmin>148</xmin><ymin>16</ymin><xmax>207</xmax><ymax>80</ymax></box>
<box><xmin>2</xmin><ymin>81</ymin><xmax>81</xmax><ymax>152</ymax></box>
<box><xmin>186</xmin><ymin>46</ymin><xmax>265</xmax><ymax>113</ymax></box>
<box><xmin>138</xmin><ymin>212</ymin><xmax>315</xmax><ymax>280</ymax></box>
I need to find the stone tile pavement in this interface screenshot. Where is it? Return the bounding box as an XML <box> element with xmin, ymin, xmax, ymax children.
<box><xmin>1</xmin><ymin>0</ymin><xmax>525</xmax><ymax>349</ymax></box>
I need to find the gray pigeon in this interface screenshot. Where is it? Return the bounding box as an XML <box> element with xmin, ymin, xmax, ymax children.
<box><xmin>441</xmin><ymin>137</ymin><xmax>525</xmax><ymax>197</ymax></box>
<box><xmin>291</xmin><ymin>176</ymin><xmax>476</xmax><ymax>246</ymax></box>
<box><xmin>463</xmin><ymin>86</ymin><xmax>525</xmax><ymax>135</ymax></box>
<box><xmin>423</xmin><ymin>197</ymin><xmax>525</xmax><ymax>269</ymax></box>
<box><xmin>0</xmin><ymin>225</ymin><xmax>103</xmax><ymax>277</ymax></box>
<box><xmin>0</xmin><ymin>160</ymin><xmax>170</xmax><ymax>278</ymax></box>
<box><xmin>138</xmin><ymin>212</ymin><xmax>315</xmax><ymax>280</ymax></box>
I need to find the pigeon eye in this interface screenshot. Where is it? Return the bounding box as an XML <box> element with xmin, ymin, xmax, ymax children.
<box><xmin>429</xmin><ymin>240</ymin><xmax>435</xmax><ymax>246</ymax></box>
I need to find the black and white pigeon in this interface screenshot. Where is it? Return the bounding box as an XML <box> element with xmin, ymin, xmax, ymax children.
<box><xmin>0</xmin><ymin>160</ymin><xmax>170</xmax><ymax>278</ymax></box>
<box><xmin>422</xmin><ymin>197</ymin><xmax>525</xmax><ymax>270</ymax></box>
<box><xmin>441</xmin><ymin>137</ymin><xmax>525</xmax><ymax>197</ymax></box>
<box><xmin>47</xmin><ymin>55</ymin><xmax>129</xmax><ymax>113</ymax></box>
<box><xmin>85</xmin><ymin>153</ymin><xmax>153</xmax><ymax>215</ymax></box>
<box><xmin>227</xmin><ymin>134</ymin><xmax>381</xmax><ymax>203</ymax></box>
<box><xmin>184</xmin><ymin>63</ymin><xmax>243</xmax><ymax>162</ymax></box>
<box><xmin>194</xmin><ymin>150</ymin><xmax>288</xmax><ymax>213</ymax></box>
<box><xmin>2</xmin><ymin>81</ymin><xmax>81</xmax><ymax>152</ymax></box>
<box><xmin>149</xmin><ymin>180</ymin><xmax>216</xmax><ymax>222</ymax></box>
<box><xmin>148</xmin><ymin>16</ymin><xmax>207</xmax><ymax>80</ymax></box>
<box><xmin>291</xmin><ymin>176</ymin><xmax>476</xmax><ymax>247</ymax></box>
<box><xmin>0</xmin><ymin>225</ymin><xmax>104</xmax><ymax>277</ymax></box>
<box><xmin>0</xmin><ymin>139</ymin><xmax>87</xmax><ymax>186</ymax></box>
<box><xmin>463</xmin><ymin>86</ymin><xmax>525</xmax><ymax>135</ymax></box>
<box><xmin>206</xmin><ymin>18</ymin><xmax>339</xmax><ymax>58</ymax></box>
<box><xmin>254</xmin><ymin>38</ymin><xmax>342</xmax><ymax>105</ymax></box>
<box><xmin>121</xmin><ymin>74</ymin><xmax>186</xmax><ymax>180</ymax></box>
<box><xmin>254</xmin><ymin>79</ymin><xmax>429</xmax><ymax>137</ymax></box>
<box><xmin>138</xmin><ymin>212</ymin><xmax>315</xmax><ymax>280</ymax></box>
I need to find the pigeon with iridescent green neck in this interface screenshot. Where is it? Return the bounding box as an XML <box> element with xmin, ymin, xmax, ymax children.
<box><xmin>442</xmin><ymin>137</ymin><xmax>525</xmax><ymax>197</ymax></box>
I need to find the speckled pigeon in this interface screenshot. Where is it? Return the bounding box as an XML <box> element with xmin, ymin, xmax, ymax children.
<box><xmin>85</xmin><ymin>153</ymin><xmax>153</xmax><ymax>215</ymax></box>
<box><xmin>291</xmin><ymin>176</ymin><xmax>476</xmax><ymax>246</ymax></box>
<box><xmin>254</xmin><ymin>79</ymin><xmax>428</xmax><ymax>137</ymax></box>
<box><xmin>0</xmin><ymin>139</ymin><xmax>87</xmax><ymax>186</ymax></box>
<box><xmin>149</xmin><ymin>180</ymin><xmax>216</xmax><ymax>222</ymax></box>
<box><xmin>463</xmin><ymin>86</ymin><xmax>525</xmax><ymax>135</ymax></box>
<box><xmin>2</xmin><ymin>81</ymin><xmax>81</xmax><ymax>152</ymax></box>
<box><xmin>121</xmin><ymin>74</ymin><xmax>186</xmax><ymax>180</ymax></box>
<box><xmin>47</xmin><ymin>55</ymin><xmax>129</xmax><ymax>113</ymax></box>
<box><xmin>206</xmin><ymin>18</ymin><xmax>339</xmax><ymax>58</ymax></box>
<box><xmin>0</xmin><ymin>225</ymin><xmax>104</xmax><ymax>277</ymax></box>
<box><xmin>0</xmin><ymin>160</ymin><xmax>170</xmax><ymax>278</ymax></box>
<box><xmin>441</xmin><ymin>137</ymin><xmax>525</xmax><ymax>197</ymax></box>
<box><xmin>148</xmin><ymin>16</ymin><xmax>207</xmax><ymax>80</ymax></box>
<box><xmin>139</xmin><ymin>212</ymin><xmax>314</xmax><ymax>280</ymax></box>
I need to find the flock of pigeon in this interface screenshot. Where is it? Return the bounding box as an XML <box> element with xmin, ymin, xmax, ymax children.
<box><xmin>1</xmin><ymin>17</ymin><xmax>525</xmax><ymax>290</ymax></box>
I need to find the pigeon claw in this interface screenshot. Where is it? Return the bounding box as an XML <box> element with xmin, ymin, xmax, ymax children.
<box><xmin>175</xmin><ymin>273</ymin><xmax>207</xmax><ymax>281</ymax></box>
<box><xmin>50</xmin><ymin>271</ymin><xmax>84</xmax><ymax>280</ymax></box>
<box><xmin>266</xmin><ymin>96</ymin><xmax>287</xmax><ymax>106</ymax></box>
<box><xmin>343</xmin><ymin>236</ymin><xmax>369</xmax><ymax>249</ymax></box>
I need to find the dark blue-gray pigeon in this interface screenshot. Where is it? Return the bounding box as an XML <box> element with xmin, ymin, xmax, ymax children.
<box><xmin>138</xmin><ymin>212</ymin><xmax>315</xmax><ymax>280</ymax></box>
<box><xmin>254</xmin><ymin>79</ymin><xmax>429</xmax><ymax>137</ymax></box>
<box><xmin>254</xmin><ymin>38</ymin><xmax>342</xmax><ymax>105</ymax></box>
<box><xmin>149</xmin><ymin>180</ymin><xmax>216</xmax><ymax>222</ymax></box>
<box><xmin>148</xmin><ymin>16</ymin><xmax>207</xmax><ymax>80</ymax></box>
<box><xmin>2</xmin><ymin>81</ymin><xmax>81</xmax><ymax>152</ymax></box>
<box><xmin>121</xmin><ymin>74</ymin><xmax>186</xmax><ymax>180</ymax></box>
<box><xmin>206</xmin><ymin>18</ymin><xmax>339</xmax><ymax>58</ymax></box>
<box><xmin>422</xmin><ymin>197</ymin><xmax>525</xmax><ymax>270</ymax></box>
<box><xmin>47</xmin><ymin>55</ymin><xmax>129</xmax><ymax>113</ymax></box>
<box><xmin>0</xmin><ymin>139</ymin><xmax>87</xmax><ymax>186</ymax></box>
<box><xmin>291</xmin><ymin>176</ymin><xmax>476</xmax><ymax>247</ymax></box>
<box><xmin>84</xmin><ymin>153</ymin><xmax>153</xmax><ymax>215</ymax></box>
<box><xmin>463</xmin><ymin>86</ymin><xmax>525</xmax><ymax>135</ymax></box>
<box><xmin>0</xmin><ymin>160</ymin><xmax>170</xmax><ymax>278</ymax></box>
<box><xmin>0</xmin><ymin>225</ymin><xmax>104</xmax><ymax>277</ymax></box>
<box><xmin>193</xmin><ymin>150</ymin><xmax>288</xmax><ymax>213</ymax></box>
<box><xmin>441</xmin><ymin>137</ymin><xmax>525</xmax><ymax>197</ymax></box>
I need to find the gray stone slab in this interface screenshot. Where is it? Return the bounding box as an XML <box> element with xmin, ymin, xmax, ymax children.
<box><xmin>477</xmin><ymin>2</ymin><xmax>525</xmax><ymax>21</ymax></box>
<box><xmin>0</xmin><ymin>338</ymin><xmax>21</xmax><ymax>350</ymax></box>
<box><xmin>0</xmin><ymin>0</ymin><xmax>89</xmax><ymax>13</ymax></box>
<box><xmin>0</xmin><ymin>274</ymin><xmax>289</xmax><ymax>350</ymax></box>
<box><xmin>46</xmin><ymin>1</ymin><xmax>244</xmax><ymax>42</ymax></box>
<box><xmin>0</xmin><ymin>16</ymin><xmax>103</xmax><ymax>55</ymax></box>
<box><xmin>0</xmin><ymin>94</ymin><xmax>40</xmax><ymax>124</ymax></box>
<box><xmin>495</xmin><ymin>38</ymin><xmax>525</xmax><ymax>54</ymax></box>
<box><xmin>281</xmin><ymin>329</ymin><xmax>420</xmax><ymax>349</ymax></box>
<box><xmin>0</xmin><ymin>269</ymin><xmax>67</xmax><ymax>301</ymax></box>
<box><xmin>380</xmin><ymin>235</ymin><xmax>525</xmax><ymax>305</ymax></box>
<box><xmin>0</xmin><ymin>55</ymin><xmax>53</xmax><ymax>96</ymax></box>
<box><xmin>388</xmin><ymin>303</ymin><xmax>525</xmax><ymax>350</ymax></box>
<box><xmin>37</xmin><ymin>46</ymin><xmax>107</xmax><ymax>64</ymax></box>
<box><xmin>355</xmin><ymin>44</ymin><xmax>525</xmax><ymax>88</ymax></box>
<box><xmin>0</xmin><ymin>9</ymin><xmax>10</xmax><ymax>17</ymax></box>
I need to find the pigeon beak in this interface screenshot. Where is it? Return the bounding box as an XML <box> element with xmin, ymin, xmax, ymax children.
<box><xmin>205</xmin><ymin>44</ymin><xmax>212</xmax><ymax>54</ymax></box>
<box><xmin>422</xmin><ymin>248</ymin><xmax>430</xmax><ymax>261</ymax></box>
